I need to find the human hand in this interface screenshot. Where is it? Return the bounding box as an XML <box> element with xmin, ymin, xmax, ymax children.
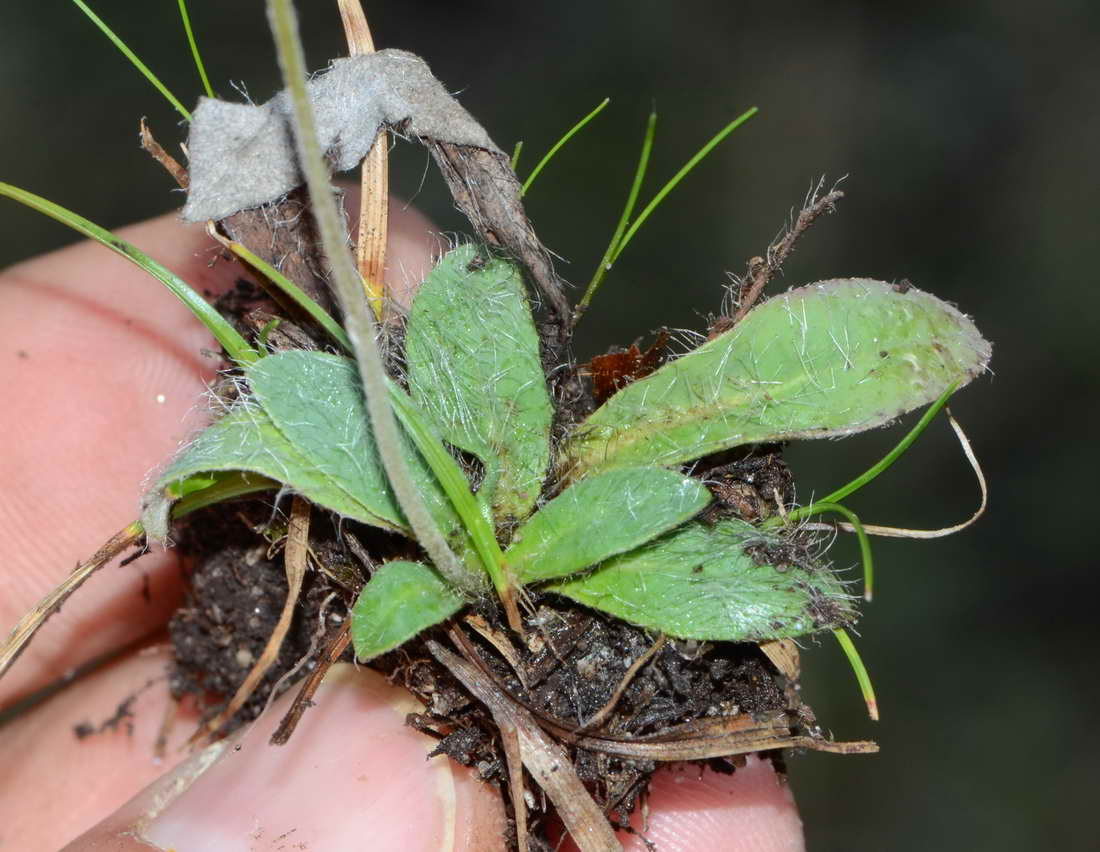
<box><xmin>0</xmin><ymin>203</ymin><xmax>804</xmax><ymax>850</ymax></box>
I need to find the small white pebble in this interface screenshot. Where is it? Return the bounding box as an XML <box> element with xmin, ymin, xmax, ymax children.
<box><xmin>155</xmin><ymin>393</ymin><xmax>166</xmax><ymax>404</ymax></box>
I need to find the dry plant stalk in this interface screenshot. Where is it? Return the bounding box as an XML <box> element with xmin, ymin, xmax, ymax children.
<box><xmin>338</xmin><ymin>0</ymin><xmax>388</xmax><ymax>318</ymax></box>
<box><xmin>192</xmin><ymin>496</ymin><xmax>311</xmax><ymax>742</ymax></box>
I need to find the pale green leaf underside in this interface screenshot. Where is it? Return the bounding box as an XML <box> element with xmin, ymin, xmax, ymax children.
<box><xmin>550</xmin><ymin>520</ymin><xmax>855</xmax><ymax>642</ymax></box>
<box><xmin>561</xmin><ymin>279</ymin><xmax>992</xmax><ymax>479</ymax></box>
<box><xmin>406</xmin><ymin>245</ymin><xmax>552</xmax><ymax>522</ymax></box>
<box><xmin>507</xmin><ymin>468</ymin><xmax>712</xmax><ymax>584</ymax></box>
<box><xmin>350</xmin><ymin>560</ymin><xmax>464</xmax><ymax>661</ymax></box>
<box><xmin>150</xmin><ymin>404</ymin><xmax>401</xmax><ymax>532</ymax></box>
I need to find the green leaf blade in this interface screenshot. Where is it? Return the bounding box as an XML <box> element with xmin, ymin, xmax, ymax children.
<box><xmin>561</xmin><ymin>279</ymin><xmax>991</xmax><ymax>479</ymax></box>
<box><xmin>550</xmin><ymin>520</ymin><xmax>855</xmax><ymax>642</ymax></box>
<box><xmin>406</xmin><ymin>245</ymin><xmax>552</xmax><ymax>522</ymax></box>
<box><xmin>247</xmin><ymin>351</ymin><xmax>463</xmax><ymax>539</ymax></box>
<box><xmin>351</xmin><ymin>561</ymin><xmax>464</xmax><ymax>661</ymax></box>
<box><xmin>507</xmin><ymin>468</ymin><xmax>712</xmax><ymax>584</ymax></box>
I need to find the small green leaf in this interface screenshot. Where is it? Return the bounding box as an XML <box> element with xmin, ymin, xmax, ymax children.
<box><xmin>351</xmin><ymin>560</ymin><xmax>464</xmax><ymax>661</ymax></box>
<box><xmin>549</xmin><ymin>520</ymin><xmax>855</xmax><ymax>642</ymax></box>
<box><xmin>406</xmin><ymin>245</ymin><xmax>552</xmax><ymax>522</ymax></box>
<box><xmin>507</xmin><ymin>468</ymin><xmax>712</xmax><ymax>584</ymax></box>
<box><xmin>247</xmin><ymin>351</ymin><xmax>462</xmax><ymax>538</ymax></box>
<box><xmin>561</xmin><ymin>279</ymin><xmax>991</xmax><ymax>479</ymax></box>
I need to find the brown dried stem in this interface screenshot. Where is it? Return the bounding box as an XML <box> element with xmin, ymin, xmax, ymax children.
<box><xmin>338</xmin><ymin>0</ymin><xmax>388</xmax><ymax>319</ymax></box>
<box><xmin>719</xmin><ymin>179</ymin><xmax>844</xmax><ymax>332</ymax></box>
<box><xmin>0</xmin><ymin>521</ymin><xmax>144</xmax><ymax>683</ymax></box>
<box><xmin>194</xmin><ymin>496</ymin><xmax>311</xmax><ymax>742</ymax></box>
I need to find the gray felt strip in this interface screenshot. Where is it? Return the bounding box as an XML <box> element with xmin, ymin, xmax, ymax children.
<box><xmin>182</xmin><ymin>49</ymin><xmax>501</xmax><ymax>223</ymax></box>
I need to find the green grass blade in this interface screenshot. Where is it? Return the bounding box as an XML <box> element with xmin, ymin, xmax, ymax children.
<box><xmin>521</xmin><ymin>97</ymin><xmax>610</xmax><ymax>195</ymax></box>
<box><xmin>575</xmin><ymin>109</ymin><xmax>657</xmax><ymax>321</ymax></box>
<box><xmin>510</xmin><ymin>140</ymin><xmax>524</xmax><ymax>171</ymax></box>
<box><xmin>386</xmin><ymin>383</ymin><xmax>509</xmax><ymax>596</ymax></box>
<box><xmin>806</xmin><ymin>501</ymin><xmax>874</xmax><ymax>601</ymax></box>
<box><xmin>69</xmin><ymin>0</ymin><xmax>191</xmax><ymax>120</ymax></box>
<box><xmin>222</xmin><ymin>238</ymin><xmax>352</xmax><ymax>354</ymax></box>
<box><xmin>611</xmin><ymin>106</ymin><xmax>758</xmax><ymax>264</ymax></box>
<box><xmin>833</xmin><ymin>627</ymin><xmax>879</xmax><ymax>721</ymax></box>
<box><xmin>0</xmin><ymin>182</ymin><xmax>256</xmax><ymax>364</ymax></box>
<box><xmin>780</xmin><ymin>384</ymin><xmax>958</xmax><ymax>526</ymax></box>
<box><xmin>177</xmin><ymin>0</ymin><xmax>214</xmax><ymax>98</ymax></box>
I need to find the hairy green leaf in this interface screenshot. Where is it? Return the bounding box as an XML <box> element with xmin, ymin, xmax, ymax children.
<box><xmin>350</xmin><ymin>560</ymin><xmax>464</xmax><ymax>661</ymax></box>
<box><xmin>561</xmin><ymin>279</ymin><xmax>991</xmax><ymax>479</ymax></box>
<box><xmin>406</xmin><ymin>245</ymin><xmax>552</xmax><ymax>521</ymax></box>
<box><xmin>550</xmin><ymin>520</ymin><xmax>855</xmax><ymax>642</ymax></box>
<box><xmin>247</xmin><ymin>351</ymin><xmax>462</xmax><ymax>538</ymax></box>
<box><xmin>507</xmin><ymin>468</ymin><xmax>712</xmax><ymax>584</ymax></box>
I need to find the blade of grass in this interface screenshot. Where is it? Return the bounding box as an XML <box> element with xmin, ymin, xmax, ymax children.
<box><xmin>574</xmin><ymin>109</ymin><xmax>656</xmax><ymax>324</ymax></box>
<box><xmin>206</xmin><ymin>225</ymin><xmax>353</xmax><ymax>354</ymax></box>
<box><xmin>521</xmin><ymin>97</ymin><xmax>610</xmax><ymax>195</ymax></box>
<box><xmin>833</xmin><ymin>627</ymin><xmax>879</xmax><ymax>721</ymax></box>
<box><xmin>610</xmin><ymin>106</ymin><xmax>758</xmax><ymax>264</ymax></box>
<box><xmin>510</xmin><ymin>140</ymin><xmax>524</xmax><ymax>171</ymax></box>
<box><xmin>387</xmin><ymin>383</ymin><xmax>508</xmax><ymax>594</ymax></box>
<box><xmin>69</xmin><ymin>0</ymin><xmax>191</xmax><ymax>120</ymax></box>
<box><xmin>0</xmin><ymin>182</ymin><xmax>256</xmax><ymax>364</ymax></box>
<box><xmin>177</xmin><ymin>0</ymin><xmax>214</xmax><ymax>98</ymax></box>
<box><xmin>780</xmin><ymin>383</ymin><xmax>957</xmax><ymax>525</ymax></box>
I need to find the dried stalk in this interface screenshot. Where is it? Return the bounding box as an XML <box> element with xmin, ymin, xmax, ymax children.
<box><xmin>337</xmin><ymin>0</ymin><xmax>389</xmax><ymax>318</ymax></box>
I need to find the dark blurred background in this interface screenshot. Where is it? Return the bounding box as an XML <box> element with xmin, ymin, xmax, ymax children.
<box><xmin>3</xmin><ymin>1</ymin><xmax>1096</xmax><ymax>849</ymax></box>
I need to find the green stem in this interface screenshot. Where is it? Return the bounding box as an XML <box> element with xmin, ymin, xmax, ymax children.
<box><xmin>782</xmin><ymin>383</ymin><xmax>957</xmax><ymax>525</ymax></box>
<box><xmin>69</xmin><ymin>0</ymin><xmax>191</xmax><ymax>120</ymax></box>
<box><xmin>575</xmin><ymin>109</ymin><xmax>656</xmax><ymax>323</ymax></box>
<box><xmin>265</xmin><ymin>0</ymin><xmax>474</xmax><ymax>595</ymax></box>
<box><xmin>221</xmin><ymin>238</ymin><xmax>353</xmax><ymax>354</ymax></box>
<box><xmin>0</xmin><ymin>182</ymin><xmax>256</xmax><ymax>365</ymax></box>
<box><xmin>521</xmin><ymin>97</ymin><xmax>610</xmax><ymax>195</ymax></box>
<box><xmin>807</xmin><ymin>502</ymin><xmax>874</xmax><ymax>602</ymax></box>
<box><xmin>177</xmin><ymin>0</ymin><xmax>214</xmax><ymax>98</ymax></box>
<box><xmin>611</xmin><ymin>106</ymin><xmax>758</xmax><ymax>265</ymax></box>
<box><xmin>833</xmin><ymin>628</ymin><xmax>879</xmax><ymax>721</ymax></box>
<box><xmin>387</xmin><ymin>384</ymin><xmax>507</xmax><ymax>596</ymax></box>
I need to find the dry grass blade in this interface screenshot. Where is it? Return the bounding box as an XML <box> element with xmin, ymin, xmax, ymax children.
<box><xmin>139</xmin><ymin>119</ymin><xmax>189</xmax><ymax>188</ymax></box>
<box><xmin>464</xmin><ymin>613</ymin><xmax>529</xmax><ymax>688</ymax></box>
<box><xmin>809</xmin><ymin>408</ymin><xmax>987</xmax><ymax>540</ymax></box>
<box><xmin>0</xmin><ymin>521</ymin><xmax>143</xmax><ymax>682</ymax></box>
<box><xmin>430</xmin><ymin>637</ymin><xmax>622</xmax><ymax>852</ymax></box>
<box><xmin>338</xmin><ymin>0</ymin><xmax>388</xmax><ymax>319</ymax></box>
<box><xmin>194</xmin><ymin>497</ymin><xmax>311</xmax><ymax>742</ymax></box>
<box><xmin>499</xmin><ymin>724</ymin><xmax>530</xmax><ymax>852</ymax></box>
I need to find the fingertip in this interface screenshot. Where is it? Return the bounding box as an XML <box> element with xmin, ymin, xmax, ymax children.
<box><xmin>132</xmin><ymin>664</ymin><xmax>505</xmax><ymax>852</ymax></box>
<box><xmin>621</xmin><ymin>756</ymin><xmax>805</xmax><ymax>852</ymax></box>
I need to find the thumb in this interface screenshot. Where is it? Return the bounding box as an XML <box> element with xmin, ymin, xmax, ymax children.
<box><xmin>65</xmin><ymin>664</ymin><xmax>506</xmax><ymax>851</ymax></box>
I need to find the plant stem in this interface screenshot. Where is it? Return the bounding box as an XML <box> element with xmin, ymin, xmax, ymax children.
<box><xmin>521</xmin><ymin>97</ymin><xmax>610</xmax><ymax>196</ymax></box>
<box><xmin>574</xmin><ymin>109</ymin><xmax>656</xmax><ymax>325</ymax></box>
<box><xmin>265</xmin><ymin>0</ymin><xmax>473</xmax><ymax>595</ymax></box>
<box><xmin>337</xmin><ymin>0</ymin><xmax>388</xmax><ymax>319</ymax></box>
<box><xmin>177</xmin><ymin>0</ymin><xmax>214</xmax><ymax>98</ymax></box>
<box><xmin>69</xmin><ymin>0</ymin><xmax>191</xmax><ymax>120</ymax></box>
